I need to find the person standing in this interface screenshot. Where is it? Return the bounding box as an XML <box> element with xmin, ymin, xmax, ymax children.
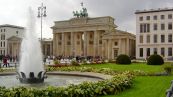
<box><xmin>3</xmin><ymin>57</ymin><xmax>7</xmax><ymax>67</ymax></box>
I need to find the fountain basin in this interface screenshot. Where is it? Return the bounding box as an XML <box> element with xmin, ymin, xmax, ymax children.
<box><xmin>0</xmin><ymin>72</ymin><xmax>110</xmax><ymax>88</ymax></box>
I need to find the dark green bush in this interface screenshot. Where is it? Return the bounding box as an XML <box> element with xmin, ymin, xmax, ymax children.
<box><xmin>147</xmin><ymin>54</ymin><xmax>164</xmax><ymax>65</ymax></box>
<box><xmin>116</xmin><ymin>54</ymin><xmax>131</xmax><ymax>64</ymax></box>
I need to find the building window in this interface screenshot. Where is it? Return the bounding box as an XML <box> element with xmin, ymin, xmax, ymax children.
<box><xmin>168</xmin><ymin>47</ymin><xmax>172</xmax><ymax>56</ymax></box>
<box><xmin>67</xmin><ymin>41</ymin><xmax>71</xmax><ymax>45</ymax></box>
<box><xmin>153</xmin><ymin>35</ymin><xmax>157</xmax><ymax>43</ymax></box>
<box><xmin>140</xmin><ymin>35</ymin><xmax>143</xmax><ymax>43</ymax></box>
<box><xmin>114</xmin><ymin>42</ymin><xmax>118</xmax><ymax>46</ymax></box>
<box><xmin>168</xmin><ymin>34</ymin><xmax>172</xmax><ymax>42</ymax></box>
<box><xmin>153</xmin><ymin>48</ymin><xmax>157</xmax><ymax>54</ymax></box>
<box><xmin>161</xmin><ymin>15</ymin><xmax>165</xmax><ymax>20</ymax></box>
<box><xmin>68</xmin><ymin>35</ymin><xmax>71</xmax><ymax>40</ymax></box>
<box><xmin>89</xmin><ymin>41</ymin><xmax>93</xmax><ymax>45</ymax></box>
<box><xmin>140</xmin><ymin>24</ymin><xmax>143</xmax><ymax>33</ymax></box>
<box><xmin>153</xmin><ymin>23</ymin><xmax>157</xmax><ymax>30</ymax></box>
<box><xmin>3</xmin><ymin>41</ymin><xmax>5</xmax><ymax>47</ymax></box>
<box><xmin>161</xmin><ymin>35</ymin><xmax>165</xmax><ymax>43</ymax></box>
<box><xmin>0</xmin><ymin>29</ymin><xmax>2</xmax><ymax>32</ymax></box>
<box><xmin>90</xmin><ymin>34</ymin><xmax>92</xmax><ymax>39</ymax></box>
<box><xmin>146</xmin><ymin>16</ymin><xmax>150</xmax><ymax>20</ymax></box>
<box><xmin>77</xmin><ymin>35</ymin><xmax>80</xmax><ymax>39</ymax></box>
<box><xmin>1</xmin><ymin>35</ymin><xmax>5</xmax><ymax>40</ymax></box>
<box><xmin>144</xmin><ymin>24</ymin><xmax>146</xmax><ymax>32</ymax></box>
<box><xmin>153</xmin><ymin>15</ymin><xmax>157</xmax><ymax>20</ymax></box>
<box><xmin>16</xmin><ymin>31</ymin><xmax>18</xmax><ymax>34</ymax></box>
<box><xmin>0</xmin><ymin>42</ymin><xmax>2</xmax><ymax>47</ymax></box>
<box><xmin>59</xmin><ymin>35</ymin><xmax>62</xmax><ymax>40</ymax></box>
<box><xmin>77</xmin><ymin>41</ymin><xmax>80</xmax><ymax>45</ymax></box>
<box><xmin>58</xmin><ymin>42</ymin><xmax>61</xmax><ymax>45</ymax></box>
<box><xmin>168</xmin><ymin>23</ymin><xmax>172</xmax><ymax>30</ymax></box>
<box><xmin>4</xmin><ymin>29</ymin><xmax>5</xmax><ymax>32</ymax></box>
<box><xmin>139</xmin><ymin>48</ymin><xmax>143</xmax><ymax>57</ymax></box>
<box><xmin>168</xmin><ymin>14</ymin><xmax>172</xmax><ymax>19</ymax></box>
<box><xmin>161</xmin><ymin>24</ymin><xmax>165</xmax><ymax>30</ymax></box>
<box><xmin>147</xmin><ymin>48</ymin><xmax>150</xmax><ymax>57</ymax></box>
<box><xmin>139</xmin><ymin>16</ymin><xmax>143</xmax><ymax>21</ymax></box>
<box><xmin>99</xmin><ymin>40</ymin><xmax>102</xmax><ymax>44</ymax></box>
<box><xmin>147</xmin><ymin>24</ymin><xmax>150</xmax><ymax>32</ymax></box>
<box><xmin>146</xmin><ymin>35</ymin><xmax>150</xmax><ymax>43</ymax></box>
<box><xmin>161</xmin><ymin>48</ymin><xmax>165</xmax><ymax>57</ymax></box>
<box><xmin>114</xmin><ymin>49</ymin><xmax>118</xmax><ymax>58</ymax></box>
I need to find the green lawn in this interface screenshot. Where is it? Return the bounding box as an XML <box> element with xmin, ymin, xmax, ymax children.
<box><xmin>82</xmin><ymin>63</ymin><xmax>171</xmax><ymax>73</ymax></box>
<box><xmin>102</xmin><ymin>76</ymin><xmax>172</xmax><ymax>97</ymax></box>
<box><xmin>81</xmin><ymin>63</ymin><xmax>173</xmax><ymax>97</ymax></box>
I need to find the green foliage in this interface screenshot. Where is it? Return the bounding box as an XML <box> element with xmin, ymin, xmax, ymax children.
<box><xmin>71</xmin><ymin>60</ymin><xmax>80</xmax><ymax>66</ymax></box>
<box><xmin>81</xmin><ymin>59</ymin><xmax>87</xmax><ymax>65</ymax></box>
<box><xmin>162</xmin><ymin>64</ymin><xmax>173</xmax><ymax>75</ymax></box>
<box><xmin>116</xmin><ymin>54</ymin><xmax>131</xmax><ymax>64</ymax></box>
<box><xmin>147</xmin><ymin>54</ymin><xmax>164</xmax><ymax>65</ymax></box>
<box><xmin>0</xmin><ymin>72</ymin><xmax>133</xmax><ymax>97</ymax></box>
<box><xmin>54</xmin><ymin>60</ymin><xmax>60</xmax><ymax>65</ymax></box>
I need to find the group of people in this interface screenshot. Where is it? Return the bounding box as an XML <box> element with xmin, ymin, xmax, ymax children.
<box><xmin>51</xmin><ymin>55</ymin><xmax>103</xmax><ymax>64</ymax></box>
<box><xmin>0</xmin><ymin>55</ymin><xmax>18</xmax><ymax>68</ymax></box>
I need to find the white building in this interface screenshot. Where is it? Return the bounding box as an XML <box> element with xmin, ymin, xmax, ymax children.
<box><xmin>0</xmin><ymin>24</ymin><xmax>24</xmax><ymax>56</ymax></box>
<box><xmin>135</xmin><ymin>8</ymin><xmax>173</xmax><ymax>60</ymax></box>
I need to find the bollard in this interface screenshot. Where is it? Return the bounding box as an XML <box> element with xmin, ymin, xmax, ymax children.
<box><xmin>166</xmin><ymin>80</ymin><xmax>173</xmax><ymax>97</ymax></box>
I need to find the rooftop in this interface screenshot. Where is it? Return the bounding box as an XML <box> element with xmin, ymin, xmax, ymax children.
<box><xmin>135</xmin><ymin>8</ymin><xmax>173</xmax><ymax>14</ymax></box>
<box><xmin>0</xmin><ymin>24</ymin><xmax>24</xmax><ymax>29</ymax></box>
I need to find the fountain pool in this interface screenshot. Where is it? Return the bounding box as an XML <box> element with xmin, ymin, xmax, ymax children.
<box><xmin>0</xmin><ymin>72</ymin><xmax>104</xmax><ymax>88</ymax></box>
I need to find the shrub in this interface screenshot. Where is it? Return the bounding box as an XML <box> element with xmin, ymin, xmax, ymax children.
<box><xmin>71</xmin><ymin>60</ymin><xmax>80</xmax><ymax>66</ymax></box>
<box><xmin>163</xmin><ymin>64</ymin><xmax>173</xmax><ymax>75</ymax></box>
<box><xmin>116</xmin><ymin>54</ymin><xmax>131</xmax><ymax>64</ymax></box>
<box><xmin>54</xmin><ymin>60</ymin><xmax>60</xmax><ymax>65</ymax></box>
<box><xmin>0</xmin><ymin>72</ymin><xmax>133</xmax><ymax>97</ymax></box>
<box><xmin>147</xmin><ymin>54</ymin><xmax>164</xmax><ymax>65</ymax></box>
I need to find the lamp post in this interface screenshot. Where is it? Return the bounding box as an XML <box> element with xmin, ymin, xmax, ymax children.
<box><xmin>37</xmin><ymin>3</ymin><xmax>47</xmax><ymax>48</ymax></box>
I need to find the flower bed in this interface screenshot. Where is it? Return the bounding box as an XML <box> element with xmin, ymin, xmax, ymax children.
<box><xmin>0</xmin><ymin>72</ymin><xmax>133</xmax><ymax>97</ymax></box>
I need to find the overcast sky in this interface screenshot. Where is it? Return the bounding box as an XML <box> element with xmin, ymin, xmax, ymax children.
<box><xmin>0</xmin><ymin>0</ymin><xmax>173</xmax><ymax>38</ymax></box>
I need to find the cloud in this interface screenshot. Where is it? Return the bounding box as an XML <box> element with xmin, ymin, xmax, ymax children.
<box><xmin>0</xmin><ymin>0</ymin><xmax>173</xmax><ymax>37</ymax></box>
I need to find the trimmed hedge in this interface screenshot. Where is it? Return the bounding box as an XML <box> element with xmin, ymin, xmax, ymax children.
<box><xmin>0</xmin><ymin>72</ymin><xmax>133</xmax><ymax>97</ymax></box>
<box><xmin>116</xmin><ymin>54</ymin><xmax>131</xmax><ymax>64</ymax></box>
<box><xmin>147</xmin><ymin>54</ymin><xmax>164</xmax><ymax>65</ymax></box>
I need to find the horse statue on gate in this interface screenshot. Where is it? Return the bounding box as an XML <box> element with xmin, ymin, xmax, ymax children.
<box><xmin>73</xmin><ymin>5</ymin><xmax>88</xmax><ymax>18</ymax></box>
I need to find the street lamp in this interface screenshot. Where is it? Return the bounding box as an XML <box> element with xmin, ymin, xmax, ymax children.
<box><xmin>37</xmin><ymin>3</ymin><xmax>47</xmax><ymax>45</ymax></box>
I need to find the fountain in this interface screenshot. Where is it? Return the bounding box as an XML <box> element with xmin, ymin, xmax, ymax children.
<box><xmin>17</xmin><ymin>8</ymin><xmax>46</xmax><ymax>83</ymax></box>
<box><xmin>0</xmin><ymin>8</ymin><xmax>105</xmax><ymax>88</ymax></box>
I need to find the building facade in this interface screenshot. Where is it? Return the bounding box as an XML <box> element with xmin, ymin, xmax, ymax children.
<box><xmin>135</xmin><ymin>8</ymin><xmax>173</xmax><ymax>60</ymax></box>
<box><xmin>42</xmin><ymin>38</ymin><xmax>53</xmax><ymax>57</ymax></box>
<box><xmin>51</xmin><ymin>16</ymin><xmax>135</xmax><ymax>59</ymax></box>
<box><xmin>0</xmin><ymin>24</ymin><xmax>24</xmax><ymax>57</ymax></box>
<box><xmin>0</xmin><ymin>24</ymin><xmax>53</xmax><ymax>58</ymax></box>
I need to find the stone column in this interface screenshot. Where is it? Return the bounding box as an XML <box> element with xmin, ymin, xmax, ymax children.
<box><xmin>107</xmin><ymin>39</ymin><xmax>111</xmax><ymax>59</ymax></box>
<box><xmin>61</xmin><ymin>32</ymin><xmax>65</xmax><ymax>56</ymax></box>
<box><xmin>53</xmin><ymin>33</ymin><xmax>56</xmax><ymax>56</ymax></box>
<box><xmin>94</xmin><ymin>30</ymin><xmax>99</xmax><ymax>57</ymax></box>
<box><xmin>71</xmin><ymin>32</ymin><xmax>74</xmax><ymax>56</ymax></box>
<box><xmin>84</xmin><ymin>31</ymin><xmax>87</xmax><ymax>57</ymax></box>
<box><xmin>126</xmin><ymin>38</ymin><xmax>129</xmax><ymax>55</ymax></box>
<box><xmin>56</xmin><ymin>34</ymin><xmax>58</xmax><ymax>56</ymax></box>
<box><xmin>118</xmin><ymin>38</ymin><xmax>122</xmax><ymax>55</ymax></box>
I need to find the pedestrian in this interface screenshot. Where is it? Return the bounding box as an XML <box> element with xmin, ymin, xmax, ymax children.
<box><xmin>3</xmin><ymin>57</ymin><xmax>7</xmax><ymax>67</ymax></box>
